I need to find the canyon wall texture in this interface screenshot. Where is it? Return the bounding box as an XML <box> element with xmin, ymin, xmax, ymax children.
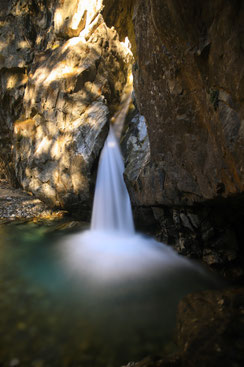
<box><xmin>0</xmin><ymin>0</ymin><xmax>132</xmax><ymax>217</ymax></box>
<box><xmin>103</xmin><ymin>0</ymin><xmax>244</xmax><ymax>279</ymax></box>
<box><xmin>103</xmin><ymin>0</ymin><xmax>244</xmax><ymax>205</ymax></box>
<box><xmin>132</xmin><ymin>0</ymin><xmax>244</xmax><ymax>207</ymax></box>
<box><xmin>0</xmin><ymin>0</ymin><xmax>243</xmax><ymax>276</ymax></box>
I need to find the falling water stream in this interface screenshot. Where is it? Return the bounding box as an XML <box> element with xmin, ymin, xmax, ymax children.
<box><xmin>91</xmin><ymin>125</ymin><xmax>134</xmax><ymax>233</ymax></box>
<box><xmin>0</xmin><ymin>96</ymin><xmax>220</xmax><ymax>366</ymax></box>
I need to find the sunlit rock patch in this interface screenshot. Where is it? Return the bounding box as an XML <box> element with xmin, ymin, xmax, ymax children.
<box><xmin>0</xmin><ymin>178</ymin><xmax>64</xmax><ymax>221</ymax></box>
<box><xmin>54</xmin><ymin>0</ymin><xmax>103</xmax><ymax>39</ymax></box>
<box><xmin>11</xmin><ymin>16</ymin><xmax>132</xmax><ymax>214</ymax></box>
<box><xmin>0</xmin><ymin>0</ymin><xmax>133</xmax><ymax>215</ymax></box>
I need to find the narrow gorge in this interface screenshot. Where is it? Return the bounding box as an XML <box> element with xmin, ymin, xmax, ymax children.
<box><xmin>0</xmin><ymin>1</ymin><xmax>243</xmax><ymax>366</ymax></box>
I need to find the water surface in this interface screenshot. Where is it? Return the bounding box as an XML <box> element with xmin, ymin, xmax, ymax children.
<box><xmin>0</xmin><ymin>220</ymin><xmax>218</xmax><ymax>367</ymax></box>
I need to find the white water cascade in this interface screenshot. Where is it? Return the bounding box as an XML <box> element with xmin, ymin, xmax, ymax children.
<box><xmin>60</xmin><ymin>91</ymin><xmax>214</xmax><ymax>286</ymax></box>
<box><xmin>91</xmin><ymin>125</ymin><xmax>134</xmax><ymax>233</ymax></box>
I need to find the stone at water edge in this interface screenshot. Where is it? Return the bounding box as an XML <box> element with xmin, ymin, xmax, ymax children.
<box><xmin>177</xmin><ymin>288</ymin><xmax>244</xmax><ymax>367</ymax></box>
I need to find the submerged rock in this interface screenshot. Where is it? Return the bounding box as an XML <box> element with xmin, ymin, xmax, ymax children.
<box><xmin>177</xmin><ymin>288</ymin><xmax>244</xmax><ymax>367</ymax></box>
<box><xmin>122</xmin><ymin>287</ymin><xmax>244</xmax><ymax>367</ymax></box>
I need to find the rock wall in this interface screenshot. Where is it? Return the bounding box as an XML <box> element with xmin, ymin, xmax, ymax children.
<box><xmin>0</xmin><ymin>0</ymin><xmax>243</xmax><ymax>276</ymax></box>
<box><xmin>0</xmin><ymin>0</ymin><xmax>132</xmax><ymax>217</ymax></box>
<box><xmin>103</xmin><ymin>0</ymin><xmax>244</xmax><ymax>278</ymax></box>
<box><xmin>123</xmin><ymin>0</ymin><xmax>244</xmax><ymax>207</ymax></box>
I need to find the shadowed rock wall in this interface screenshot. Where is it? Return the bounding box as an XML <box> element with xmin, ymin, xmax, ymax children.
<box><xmin>103</xmin><ymin>0</ymin><xmax>244</xmax><ymax>279</ymax></box>
<box><xmin>128</xmin><ymin>0</ymin><xmax>244</xmax><ymax>207</ymax></box>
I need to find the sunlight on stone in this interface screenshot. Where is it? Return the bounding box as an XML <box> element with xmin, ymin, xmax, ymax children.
<box><xmin>71</xmin><ymin>1</ymin><xmax>87</xmax><ymax>31</ymax></box>
<box><xmin>35</xmin><ymin>137</ymin><xmax>52</xmax><ymax>156</ymax></box>
<box><xmin>7</xmin><ymin>75</ymin><xmax>18</xmax><ymax>89</ymax></box>
<box><xmin>22</xmin><ymin>199</ymin><xmax>41</xmax><ymax>205</ymax></box>
<box><xmin>17</xmin><ymin>40</ymin><xmax>29</xmax><ymax>49</ymax></box>
<box><xmin>54</xmin><ymin>0</ymin><xmax>103</xmax><ymax>37</ymax></box>
<box><xmin>122</xmin><ymin>36</ymin><xmax>132</xmax><ymax>50</ymax></box>
<box><xmin>75</xmin><ymin>0</ymin><xmax>103</xmax><ymax>30</ymax></box>
<box><xmin>0</xmin><ymin>41</ymin><xmax>5</xmax><ymax>51</ymax></box>
<box><xmin>68</xmin><ymin>37</ymin><xmax>82</xmax><ymax>47</ymax></box>
<box><xmin>72</xmin><ymin>0</ymin><xmax>103</xmax><ymax>34</ymax></box>
<box><xmin>45</xmin><ymin>64</ymin><xmax>74</xmax><ymax>84</ymax></box>
<box><xmin>50</xmin><ymin>137</ymin><xmax>67</xmax><ymax>160</ymax></box>
<box><xmin>35</xmin><ymin>35</ymin><xmax>43</xmax><ymax>47</ymax></box>
<box><xmin>14</xmin><ymin>119</ymin><xmax>35</xmax><ymax>137</ymax></box>
<box><xmin>51</xmin><ymin>141</ymin><xmax>62</xmax><ymax>160</ymax></box>
<box><xmin>79</xmin><ymin>14</ymin><xmax>103</xmax><ymax>40</ymax></box>
<box><xmin>54</xmin><ymin>9</ymin><xmax>63</xmax><ymax>30</ymax></box>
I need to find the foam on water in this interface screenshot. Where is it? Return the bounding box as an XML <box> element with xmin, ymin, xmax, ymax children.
<box><xmin>60</xmin><ymin>230</ymin><xmax>197</xmax><ymax>282</ymax></box>
<box><xmin>57</xmin><ymin>87</ymin><xmax>220</xmax><ymax>295</ymax></box>
<box><xmin>60</xmin><ymin>122</ymin><xmax>207</xmax><ymax>285</ymax></box>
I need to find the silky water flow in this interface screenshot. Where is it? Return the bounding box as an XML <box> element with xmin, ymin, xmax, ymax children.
<box><xmin>60</xmin><ymin>97</ymin><xmax>216</xmax><ymax>285</ymax></box>
<box><xmin>91</xmin><ymin>125</ymin><xmax>134</xmax><ymax>233</ymax></box>
<box><xmin>55</xmin><ymin>105</ymin><xmax>220</xmax><ymax>366</ymax></box>
<box><xmin>0</xmin><ymin>95</ymin><xmax>220</xmax><ymax>367</ymax></box>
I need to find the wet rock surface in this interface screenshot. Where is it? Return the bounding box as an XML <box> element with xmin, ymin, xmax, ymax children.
<box><xmin>152</xmin><ymin>203</ymin><xmax>244</xmax><ymax>282</ymax></box>
<box><xmin>121</xmin><ymin>104</ymin><xmax>150</xmax><ymax>183</ymax></box>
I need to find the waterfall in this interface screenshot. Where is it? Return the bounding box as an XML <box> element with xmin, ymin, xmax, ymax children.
<box><xmin>91</xmin><ymin>125</ymin><xmax>134</xmax><ymax>233</ymax></box>
<box><xmin>59</xmin><ymin>86</ymin><xmax>215</xmax><ymax>286</ymax></box>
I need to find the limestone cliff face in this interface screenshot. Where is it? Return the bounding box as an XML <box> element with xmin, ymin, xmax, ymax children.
<box><xmin>0</xmin><ymin>0</ymin><xmax>132</xmax><ymax>216</ymax></box>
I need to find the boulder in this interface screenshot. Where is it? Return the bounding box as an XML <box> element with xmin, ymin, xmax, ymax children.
<box><xmin>0</xmin><ymin>0</ymin><xmax>132</xmax><ymax>215</ymax></box>
<box><xmin>14</xmin><ymin>22</ymin><xmax>132</xmax><ymax>214</ymax></box>
<box><xmin>177</xmin><ymin>288</ymin><xmax>244</xmax><ymax>367</ymax></box>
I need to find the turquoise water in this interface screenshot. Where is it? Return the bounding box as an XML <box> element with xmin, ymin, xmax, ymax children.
<box><xmin>0</xmin><ymin>220</ymin><xmax>219</xmax><ymax>367</ymax></box>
